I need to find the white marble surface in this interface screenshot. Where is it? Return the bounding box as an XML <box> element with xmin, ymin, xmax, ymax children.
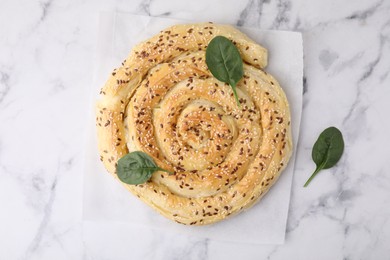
<box><xmin>1</xmin><ymin>0</ymin><xmax>390</xmax><ymax>259</ymax></box>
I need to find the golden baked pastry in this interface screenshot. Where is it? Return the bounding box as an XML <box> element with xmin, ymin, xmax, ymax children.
<box><xmin>96</xmin><ymin>23</ymin><xmax>292</xmax><ymax>225</ymax></box>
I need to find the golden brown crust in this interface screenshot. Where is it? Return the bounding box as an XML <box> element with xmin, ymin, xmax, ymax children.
<box><xmin>96</xmin><ymin>23</ymin><xmax>292</xmax><ymax>225</ymax></box>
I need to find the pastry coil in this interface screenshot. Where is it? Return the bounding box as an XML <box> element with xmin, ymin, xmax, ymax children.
<box><xmin>96</xmin><ymin>23</ymin><xmax>293</xmax><ymax>225</ymax></box>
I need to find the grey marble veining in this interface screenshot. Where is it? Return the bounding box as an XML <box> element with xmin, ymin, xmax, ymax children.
<box><xmin>1</xmin><ymin>0</ymin><xmax>390</xmax><ymax>259</ymax></box>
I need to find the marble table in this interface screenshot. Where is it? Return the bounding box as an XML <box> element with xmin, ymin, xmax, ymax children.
<box><xmin>1</xmin><ymin>0</ymin><xmax>389</xmax><ymax>259</ymax></box>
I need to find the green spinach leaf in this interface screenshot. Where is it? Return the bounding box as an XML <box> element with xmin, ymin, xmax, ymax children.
<box><xmin>117</xmin><ymin>151</ymin><xmax>172</xmax><ymax>185</ymax></box>
<box><xmin>206</xmin><ymin>36</ymin><xmax>243</xmax><ymax>106</ymax></box>
<box><xmin>304</xmin><ymin>127</ymin><xmax>344</xmax><ymax>187</ymax></box>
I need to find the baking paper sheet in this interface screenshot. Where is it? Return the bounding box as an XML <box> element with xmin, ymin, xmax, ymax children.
<box><xmin>83</xmin><ymin>12</ymin><xmax>303</xmax><ymax>245</ymax></box>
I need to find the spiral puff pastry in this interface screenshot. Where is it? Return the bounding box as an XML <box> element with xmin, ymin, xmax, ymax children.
<box><xmin>96</xmin><ymin>23</ymin><xmax>293</xmax><ymax>225</ymax></box>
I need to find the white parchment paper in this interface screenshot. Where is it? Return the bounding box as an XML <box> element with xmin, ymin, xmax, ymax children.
<box><xmin>83</xmin><ymin>12</ymin><xmax>303</xmax><ymax>244</ymax></box>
